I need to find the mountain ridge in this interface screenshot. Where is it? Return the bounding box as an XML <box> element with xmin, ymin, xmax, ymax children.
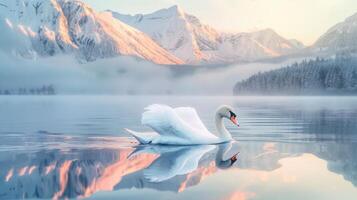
<box><xmin>313</xmin><ymin>11</ymin><xmax>357</xmax><ymax>53</ymax></box>
<box><xmin>0</xmin><ymin>0</ymin><xmax>183</xmax><ymax>65</ymax></box>
<box><xmin>110</xmin><ymin>5</ymin><xmax>305</xmax><ymax>64</ymax></box>
<box><xmin>3</xmin><ymin>1</ymin><xmax>356</xmax><ymax>66</ymax></box>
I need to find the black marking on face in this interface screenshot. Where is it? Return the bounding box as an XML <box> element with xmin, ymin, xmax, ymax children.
<box><xmin>229</xmin><ymin>111</ymin><xmax>237</xmax><ymax>118</ymax></box>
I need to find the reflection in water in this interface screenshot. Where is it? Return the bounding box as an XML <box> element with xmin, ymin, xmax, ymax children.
<box><xmin>0</xmin><ymin>148</ymin><xmax>157</xmax><ymax>199</ymax></box>
<box><xmin>0</xmin><ymin>143</ymin><xmax>238</xmax><ymax>199</ymax></box>
<box><xmin>132</xmin><ymin>145</ymin><xmax>216</xmax><ymax>183</ymax></box>
<box><xmin>232</xmin><ymin>97</ymin><xmax>357</xmax><ymax>143</ymax></box>
<box><xmin>226</xmin><ymin>191</ymin><xmax>256</xmax><ymax>200</ymax></box>
<box><xmin>221</xmin><ymin>153</ymin><xmax>357</xmax><ymax>200</ymax></box>
<box><xmin>1</xmin><ymin>140</ymin><xmax>357</xmax><ymax>199</ymax></box>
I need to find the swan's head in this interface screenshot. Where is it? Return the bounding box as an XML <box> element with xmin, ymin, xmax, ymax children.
<box><xmin>217</xmin><ymin>105</ymin><xmax>239</xmax><ymax>127</ymax></box>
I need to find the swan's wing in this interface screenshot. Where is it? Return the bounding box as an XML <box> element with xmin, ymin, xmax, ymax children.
<box><xmin>141</xmin><ymin>104</ymin><xmax>215</xmax><ymax>140</ymax></box>
<box><xmin>174</xmin><ymin>107</ymin><xmax>210</xmax><ymax>133</ymax></box>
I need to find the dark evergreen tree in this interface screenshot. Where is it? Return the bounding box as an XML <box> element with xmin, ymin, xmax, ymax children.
<box><xmin>234</xmin><ymin>56</ymin><xmax>357</xmax><ymax>95</ymax></box>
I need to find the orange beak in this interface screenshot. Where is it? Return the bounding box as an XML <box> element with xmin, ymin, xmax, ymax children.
<box><xmin>230</xmin><ymin>116</ymin><xmax>239</xmax><ymax>127</ymax></box>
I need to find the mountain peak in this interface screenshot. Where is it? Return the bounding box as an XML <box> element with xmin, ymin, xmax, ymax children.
<box><xmin>111</xmin><ymin>5</ymin><xmax>303</xmax><ymax>64</ymax></box>
<box><xmin>167</xmin><ymin>5</ymin><xmax>184</xmax><ymax>15</ymax></box>
<box><xmin>2</xmin><ymin>0</ymin><xmax>183</xmax><ymax>65</ymax></box>
<box><xmin>151</xmin><ymin>5</ymin><xmax>185</xmax><ymax>18</ymax></box>
<box><xmin>345</xmin><ymin>12</ymin><xmax>357</xmax><ymax>23</ymax></box>
<box><xmin>257</xmin><ymin>28</ymin><xmax>278</xmax><ymax>35</ymax></box>
<box><xmin>314</xmin><ymin>11</ymin><xmax>357</xmax><ymax>51</ymax></box>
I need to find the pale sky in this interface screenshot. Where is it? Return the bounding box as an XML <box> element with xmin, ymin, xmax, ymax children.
<box><xmin>83</xmin><ymin>0</ymin><xmax>357</xmax><ymax>45</ymax></box>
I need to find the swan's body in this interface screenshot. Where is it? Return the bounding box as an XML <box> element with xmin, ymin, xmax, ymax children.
<box><xmin>125</xmin><ymin>104</ymin><xmax>239</xmax><ymax>145</ymax></box>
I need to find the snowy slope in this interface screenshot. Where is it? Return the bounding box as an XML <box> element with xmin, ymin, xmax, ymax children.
<box><xmin>112</xmin><ymin>5</ymin><xmax>204</xmax><ymax>63</ymax></box>
<box><xmin>0</xmin><ymin>1</ymin><xmax>306</xmax><ymax>65</ymax></box>
<box><xmin>250</xmin><ymin>29</ymin><xmax>305</xmax><ymax>55</ymax></box>
<box><xmin>0</xmin><ymin>0</ymin><xmax>183</xmax><ymax>65</ymax></box>
<box><xmin>111</xmin><ymin>5</ymin><xmax>304</xmax><ymax>64</ymax></box>
<box><xmin>314</xmin><ymin>12</ymin><xmax>357</xmax><ymax>52</ymax></box>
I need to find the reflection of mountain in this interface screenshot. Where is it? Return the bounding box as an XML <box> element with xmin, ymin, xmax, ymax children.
<box><xmin>0</xmin><ymin>148</ymin><xmax>158</xmax><ymax>199</ymax></box>
<box><xmin>115</xmin><ymin>159</ymin><xmax>217</xmax><ymax>193</ymax></box>
<box><xmin>234</xmin><ymin>100</ymin><xmax>357</xmax><ymax>186</ymax></box>
<box><xmin>0</xmin><ymin>144</ymin><xmax>239</xmax><ymax>199</ymax></box>
<box><xmin>115</xmin><ymin>145</ymin><xmax>219</xmax><ymax>192</ymax></box>
<box><xmin>319</xmin><ymin>143</ymin><xmax>357</xmax><ymax>187</ymax></box>
<box><xmin>233</xmin><ymin>140</ymin><xmax>357</xmax><ymax>188</ymax></box>
<box><xmin>1</xmin><ymin>139</ymin><xmax>356</xmax><ymax>199</ymax></box>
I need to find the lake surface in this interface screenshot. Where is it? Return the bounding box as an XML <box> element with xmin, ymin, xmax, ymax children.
<box><xmin>0</xmin><ymin>96</ymin><xmax>357</xmax><ymax>200</ymax></box>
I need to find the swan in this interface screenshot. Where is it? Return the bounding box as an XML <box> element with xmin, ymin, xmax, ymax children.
<box><xmin>125</xmin><ymin>104</ymin><xmax>239</xmax><ymax>145</ymax></box>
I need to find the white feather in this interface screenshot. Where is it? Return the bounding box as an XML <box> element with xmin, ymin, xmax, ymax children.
<box><xmin>125</xmin><ymin>104</ymin><xmax>232</xmax><ymax>145</ymax></box>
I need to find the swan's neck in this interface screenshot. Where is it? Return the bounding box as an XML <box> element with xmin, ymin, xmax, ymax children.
<box><xmin>215</xmin><ymin>113</ymin><xmax>232</xmax><ymax>141</ymax></box>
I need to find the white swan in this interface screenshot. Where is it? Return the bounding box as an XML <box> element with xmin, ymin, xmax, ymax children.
<box><xmin>125</xmin><ymin>104</ymin><xmax>239</xmax><ymax>145</ymax></box>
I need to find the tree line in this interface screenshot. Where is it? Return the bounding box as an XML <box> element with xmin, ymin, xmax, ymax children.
<box><xmin>234</xmin><ymin>55</ymin><xmax>357</xmax><ymax>95</ymax></box>
<box><xmin>0</xmin><ymin>85</ymin><xmax>56</xmax><ymax>95</ymax></box>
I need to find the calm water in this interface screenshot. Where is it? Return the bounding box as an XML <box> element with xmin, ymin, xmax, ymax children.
<box><xmin>0</xmin><ymin>96</ymin><xmax>357</xmax><ymax>200</ymax></box>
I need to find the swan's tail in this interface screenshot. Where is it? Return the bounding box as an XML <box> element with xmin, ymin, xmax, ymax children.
<box><xmin>124</xmin><ymin>128</ymin><xmax>157</xmax><ymax>144</ymax></box>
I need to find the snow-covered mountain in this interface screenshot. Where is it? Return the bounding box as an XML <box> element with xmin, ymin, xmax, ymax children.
<box><xmin>314</xmin><ymin>12</ymin><xmax>357</xmax><ymax>53</ymax></box>
<box><xmin>111</xmin><ymin>5</ymin><xmax>305</xmax><ymax>64</ymax></box>
<box><xmin>0</xmin><ymin>0</ymin><xmax>183</xmax><ymax>65</ymax></box>
<box><xmin>0</xmin><ymin>0</ymin><xmax>306</xmax><ymax>65</ymax></box>
<box><xmin>210</xmin><ymin>29</ymin><xmax>305</xmax><ymax>63</ymax></box>
<box><xmin>111</xmin><ymin>5</ymin><xmax>206</xmax><ymax>64</ymax></box>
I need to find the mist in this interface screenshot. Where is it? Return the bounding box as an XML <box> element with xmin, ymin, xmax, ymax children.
<box><xmin>0</xmin><ymin>15</ymin><xmax>303</xmax><ymax>95</ymax></box>
<box><xmin>1</xmin><ymin>49</ymin><xmax>307</xmax><ymax>95</ymax></box>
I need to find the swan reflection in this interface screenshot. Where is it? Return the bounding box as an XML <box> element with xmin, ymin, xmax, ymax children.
<box><xmin>0</xmin><ymin>143</ymin><xmax>239</xmax><ymax>199</ymax></box>
<box><xmin>129</xmin><ymin>143</ymin><xmax>238</xmax><ymax>183</ymax></box>
<box><xmin>4</xmin><ymin>139</ymin><xmax>355</xmax><ymax>199</ymax></box>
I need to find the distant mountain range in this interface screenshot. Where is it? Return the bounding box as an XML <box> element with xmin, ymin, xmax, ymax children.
<box><xmin>110</xmin><ymin>6</ymin><xmax>305</xmax><ymax>64</ymax></box>
<box><xmin>0</xmin><ymin>0</ymin><xmax>356</xmax><ymax>65</ymax></box>
<box><xmin>0</xmin><ymin>0</ymin><xmax>183</xmax><ymax>65</ymax></box>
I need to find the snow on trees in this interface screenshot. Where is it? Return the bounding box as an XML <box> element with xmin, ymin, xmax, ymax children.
<box><xmin>234</xmin><ymin>55</ymin><xmax>357</xmax><ymax>95</ymax></box>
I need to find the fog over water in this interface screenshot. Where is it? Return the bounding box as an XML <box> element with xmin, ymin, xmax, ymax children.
<box><xmin>0</xmin><ymin>50</ymin><xmax>302</xmax><ymax>95</ymax></box>
<box><xmin>0</xmin><ymin>15</ymin><xmax>312</xmax><ymax>95</ymax></box>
